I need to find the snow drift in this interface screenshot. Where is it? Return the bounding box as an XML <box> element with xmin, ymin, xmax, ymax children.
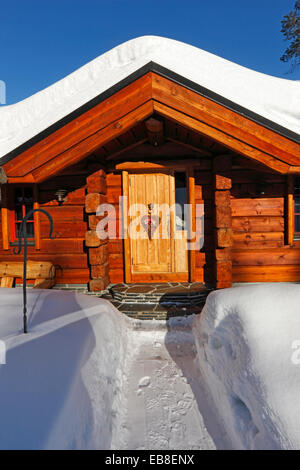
<box><xmin>0</xmin><ymin>284</ymin><xmax>300</xmax><ymax>449</ymax></box>
<box><xmin>0</xmin><ymin>289</ymin><xmax>129</xmax><ymax>449</ymax></box>
<box><xmin>195</xmin><ymin>283</ymin><xmax>300</xmax><ymax>449</ymax></box>
<box><xmin>0</xmin><ymin>36</ymin><xmax>299</xmax><ymax>161</ymax></box>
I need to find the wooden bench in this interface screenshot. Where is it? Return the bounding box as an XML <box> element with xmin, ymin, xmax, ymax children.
<box><xmin>0</xmin><ymin>261</ymin><xmax>55</xmax><ymax>288</ymax></box>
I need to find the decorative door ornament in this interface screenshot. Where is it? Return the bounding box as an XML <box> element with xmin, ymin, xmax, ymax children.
<box><xmin>141</xmin><ymin>204</ymin><xmax>160</xmax><ymax>240</ymax></box>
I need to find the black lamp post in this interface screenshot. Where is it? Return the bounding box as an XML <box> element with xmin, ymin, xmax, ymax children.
<box><xmin>13</xmin><ymin>208</ymin><xmax>55</xmax><ymax>334</ymax></box>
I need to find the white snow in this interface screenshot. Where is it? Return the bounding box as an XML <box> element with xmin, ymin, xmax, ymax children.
<box><xmin>1</xmin><ymin>284</ymin><xmax>300</xmax><ymax>449</ymax></box>
<box><xmin>0</xmin><ymin>36</ymin><xmax>299</xmax><ymax>161</ymax></box>
<box><xmin>195</xmin><ymin>283</ymin><xmax>300</xmax><ymax>450</ymax></box>
<box><xmin>0</xmin><ymin>288</ymin><xmax>220</xmax><ymax>450</ymax></box>
<box><xmin>0</xmin><ymin>289</ymin><xmax>129</xmax><ymax>449</ymax></box>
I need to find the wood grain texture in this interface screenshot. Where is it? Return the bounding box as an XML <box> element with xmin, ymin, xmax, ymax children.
<box><xmin>1</xmin><ymin>184</ymin><xmax>10</xmax><ymax>250</ymax></box>
<box><xmin>287</xmin><ymin>174</ymin><xmax>294</xmax><ymax>245</ymax></box>
<box><xmin>151</xmin><ymin>73</ymin><xmax>300</xmax><ymax>167</ymax></box>
<box><xmin>153</xmin><ymin>101</ymin><xmax>291</xmax><ymax>174</ymax></box>
<box><xmin>4</xmin><ymin>74</ymin><xmax>153</xmax><ymax>178</ymax></box>
<box><xmin>32</xmin><ymin>101</ymin><xmax>154</xmax><ymax>182</ymax></box>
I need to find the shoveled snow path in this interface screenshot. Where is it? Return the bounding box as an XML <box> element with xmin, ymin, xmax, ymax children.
<box><xmin>0</xmin><ymin>288</ymin><xmax>229</xmax><ymax>450</ymax></box>
<box><xmin>112</xmin><ymin>319</ymin><xmax>229</xmax><ymax>450</ymax></box>
<box><xmin>2</xmin><ymin>285</ymin><xmax>300</xmax><ymax>449</ymax></box>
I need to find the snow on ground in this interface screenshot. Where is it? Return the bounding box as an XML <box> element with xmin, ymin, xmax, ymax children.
<box><xmin>0</xmin><ymin>36</ymin><xmax>299</xmax><ymax>160</ymax></box>
<box><xmin>0</xmin><ymin>284</ymin><xmax>300</xmax><ymax>449</ymax></box>
<box><xmin>195</xmin><ymin>283</ymin><xmax>300</xmax><ymax>450</ymax></box>
<box><xmin>0</xmin><ymin>288</ymin><xmax>222</xmax><ymax>450</ymax></box>
<box><xmin>0</xmin><ymin>289</ymin><xmax>129</xmax><ymax>449</ymax></box>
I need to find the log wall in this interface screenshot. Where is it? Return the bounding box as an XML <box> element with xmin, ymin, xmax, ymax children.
<box><xmin>194</xmin><ymin>159</ymin><xmax>214</xmax><ymax>284</ymax></box>
<box><xmin>85</xmin><ymin>167</ymin><xmax>109</xmax><ymax>291</ymax></box>
<box><xmin>231</xmin><ymin>168</ymin><xmax>300</xmax><ymax>282</ymax></box>
<box><xmin>2</xmin><ymin>155</ymin><xmax>300</xmax><ymax>287</ymax></box>
<box><xmin>0</xmin><ymin>168</ymin><xmax>90</xmax><ymax>285</ymax></box>
<box><xmin>106</xmin><ymin>172</ymin><xmax>124</xmax><ymax>284</ymax></box>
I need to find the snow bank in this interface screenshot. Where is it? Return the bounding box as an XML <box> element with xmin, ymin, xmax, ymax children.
<box><xmin>0</xmin><ymin>36</ymin><xmax>299</xmax><ymax>160</ymax></box>
<box><xmin>1</xmin><ymin>285</ymin><xmax>300</xmax><ymax>449</ymax></box>
<box><xmin>0</xmin><ymin>288</ymin><xmax>222</xmax><ymax>450</ymax></box>
<box><xmin>0</xmin><ymin>288</ymin><xmax>130</xmax><ymax>449</ymax></box>
<box><xmin>194</xmin><ymin>284</ymin><xmax>300</xmax><ymax>450</ymax></box>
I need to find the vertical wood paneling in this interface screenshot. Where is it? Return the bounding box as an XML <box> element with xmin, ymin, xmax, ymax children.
<box><xmin>1</xmin><ymin>185</ymin><xmax>9</xmax><ymax>250</ymax></box>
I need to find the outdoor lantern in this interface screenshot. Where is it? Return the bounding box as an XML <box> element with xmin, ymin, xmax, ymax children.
<box><xmin>256</xmin><ymin>181</ymin><xmax>266</xmax><ymax>195</ymax></box>
<box><xmin>55</xmin><ymin>188</ymin><xmax>68</xmax><ymax>205</ymax></box>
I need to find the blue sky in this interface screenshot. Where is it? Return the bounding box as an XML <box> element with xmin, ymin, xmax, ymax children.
<box><xmin>0</xmin><ymin>0</ymin><xmax>298</xmax><ymax>104</ymax></box>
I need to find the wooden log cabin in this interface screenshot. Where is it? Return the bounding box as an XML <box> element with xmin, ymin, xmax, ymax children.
<box><xmin>0</xmin><ymin>37</ymin><xmax>299</xmax><ymax>290</ymax></box>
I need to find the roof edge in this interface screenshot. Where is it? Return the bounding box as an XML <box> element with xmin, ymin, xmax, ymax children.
<box><xmin>1</xmin><ymin>61</ymin><xmax>299</xmax><ymax>167</ymax></box>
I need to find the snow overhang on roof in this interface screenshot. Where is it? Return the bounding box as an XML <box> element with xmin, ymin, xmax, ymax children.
<box><xmin>0</xmin><ymin>35</ymin><xmax>299</xmax><ymax>165</ymax></box>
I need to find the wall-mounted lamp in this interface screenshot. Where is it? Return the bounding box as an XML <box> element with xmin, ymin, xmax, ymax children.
<box><xmin>256</xmin><ymin>181</ymin><xmax>266</xmax><ymax>196</ymax></box>
<box><xmin>55</xmin><ymin>189</ymin><xmax>68</xmax><ymax>205</ymax></box>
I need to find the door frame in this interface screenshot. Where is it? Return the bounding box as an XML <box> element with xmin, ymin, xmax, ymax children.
<box><xmin>122</xmin><ymin>161</ymin><xmax>197</xmax><ymax>283</ymax></box>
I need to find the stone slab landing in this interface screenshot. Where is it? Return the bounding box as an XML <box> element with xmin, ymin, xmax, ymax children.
<box><xmin>103</xmin><ymin>282</ymin><xmax>213</xmax><ymax>320</ymax></box>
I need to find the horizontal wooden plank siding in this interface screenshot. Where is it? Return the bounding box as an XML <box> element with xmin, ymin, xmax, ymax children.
<box><xmin>0</xmin><ymin>168</ymin><xmax>89</xmax><ymax>285</ymax></box>
<box><xmin>230</xmin><ymin>166</ymin><xmax>300</xmax><ymax>282</ymax></box>
<box><xmin>233</xmin><ymin>265</ymin><xmax>300</xmax><ymax>282</ymax></box>
<box><xmin>232</xmin><ymin>248</ymin><xmax>300</xmax><ymax>266</ymax></box>
<box><xmin>38</xmin><ymin>172</ymin><xmax>88</xmax><ymax>283</ymax></box>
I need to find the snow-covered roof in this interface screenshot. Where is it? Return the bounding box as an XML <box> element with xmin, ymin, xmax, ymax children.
<box><xmin>0</xmin><ymin>36</ymin><xmax>299</xmax><ymax>163</ymax></box>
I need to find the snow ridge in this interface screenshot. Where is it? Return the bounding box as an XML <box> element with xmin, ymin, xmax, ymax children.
<box><xmin>0</xmin><ymin>36</ymin><xmax>299</xmax><ymax>162</ymax></box>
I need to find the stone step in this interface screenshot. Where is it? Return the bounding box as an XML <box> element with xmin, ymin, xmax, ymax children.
<box><xmin>102</xmin><ymin>283</ymin><xmax>214</xmax><ymax>320</ymax></box>
<box><xmin>109</xmin><ymin>282</ymin><xmax>213</xmax><ymax>307</ymax></box>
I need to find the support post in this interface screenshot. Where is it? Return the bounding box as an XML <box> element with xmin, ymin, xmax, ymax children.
<box><xmin>213</xmin><ymin>155</ymin><xmax>233</xmax><ymax>289</ymax></box>
<box><xmin>85</xmin><ymin>166</ymin><xmax>109</xmax><ymax>291</ymax></box>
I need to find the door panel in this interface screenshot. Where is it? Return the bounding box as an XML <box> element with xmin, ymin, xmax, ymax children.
<box><xmin>127</xmin><ymin>171</ymin><xmax>188</xmax><ymax>278</ymax></box>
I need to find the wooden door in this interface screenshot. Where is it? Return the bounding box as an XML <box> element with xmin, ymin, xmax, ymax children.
<box><xmin>123</xmin><ymin>171</ymin><xmax>189</xmax><ymax>282</ymax></box>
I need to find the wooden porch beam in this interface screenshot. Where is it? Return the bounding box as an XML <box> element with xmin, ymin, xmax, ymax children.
<box><xmin>32</xmin><ymin>101</ymin><xmax>154</xmax><ymax>182</ymax></box>
<box><xmin>106</xmin><ymin>138</ymin><xmax>147</xmax><ymax>160</ymax></box>
<box><xmin>7</xmin><ymin>174</ymin><xmax>36</xmax><ymax>184</ymax></box>
<box><xmin>153</xmin><ymin>100</ymin><xmax>291</xmax><ymax>174</ymax></box>
<box><xmin>166</xmin><ymin>136</ymin><xmax>212</xmax><ymax>157</ymax></box>
<box><xmin>4</xmin><ymin>73</ymin><xmax>153</xmax><ymax>178</ymax></box>
<box><xmin>213</xmin><ymin>155</ymin><xmax>233</xmax><ymax>288</ymax></box>
<box><xmin>151</xmin><ymin>73</ymin><xmax>300</xmax><ymax>167</ymax></box>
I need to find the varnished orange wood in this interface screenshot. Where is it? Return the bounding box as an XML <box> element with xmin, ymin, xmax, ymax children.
<box><xmin>116</xmin><ymin>160</ymin><xmax>204</xmax><ymax>171</ymax></box>
<box><xmin>131</xmin><ymin>272</ymin><xmax>189</xmax><ymax>282</ymax></box>
<box><xmin>7</xmin><ymin>175</ymin><xmax>36</xmax><ymax>183</ymax></box>
<box><xmin>0</xmin><ymin>277</ymin><xmax>14</xmax><ymax>287</ymax></box>
<box><xmin>32</xmin><ymin>101</ymin><xmax>154</xmax><ymax>182</ymax></box>
<box><xmin>153</xmin><ymin>101</ymin><xmax>291</xmax><ymax>174</ymax></box>
<box><xmin>33</xmin><ymin>184</ymin><xmax>40</xmax><ymax>250</ymax></box>
<box><xmin>2</xmin><ymin>71</ymin><xmax>299</xmax><ymax>186</ymax></box>
<box><xmin>4</xmin><ymin>74</ymin><xmax>153</xmax><ymax>178</ymax></box>
<box><xmin>232</xmin><ymin>265</ymin><xmax>300</xmax><ymax>282</ymax></box>
<box><xmin>122</xmin><ymin>169</ymin><xmax>190</xmax><ymax>281</ymax></box>
<box><xmin>187</xmin><ymin>168</ymin><xmax>196</xmax><ymax>282</ymax></box>
<box><xmin>287</xmin><ymin>175</ymin><xmax>294</xmax><ymax>245</ymax></box>
<box><xmin>232</xmin><ymin>247</ymin><xmax>300</xmax><ymax>265</ymax></box>
<box><xmin>233</xmin><ymin>231</ymin><xmax>284</xmax><ymax>249</ymax></box>
<box><xmin>151</xmin><ymin>73</ymin><xmax>300</xmax><ymax>167</ymax></box>
<box><xmin>128</xmin><ymin>171</ymin><xmax>175</xmax><ymax>274</ymax></box>
<box><xmin>122</xmin><ymin>171</ymin><xmax>131</xmax><ymax>283</ymax></box>
<box><xmin>1</xmin><ymin>185</ymin><xmax>9</xmax><ymax>250</ymax></box>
